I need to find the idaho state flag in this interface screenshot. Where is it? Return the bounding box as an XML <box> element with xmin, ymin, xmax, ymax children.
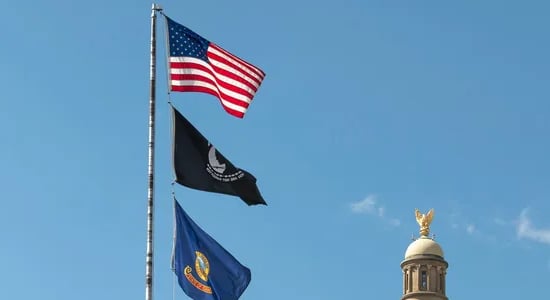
<box><xmin>172</xmin><ymin>199</ymin><xmax>251</xmax><ymax>300</ymax></box>
<box><xmin>171</xmin><ymin>106</ymin><xmax>266</xmax><ymax>206</ymax></box>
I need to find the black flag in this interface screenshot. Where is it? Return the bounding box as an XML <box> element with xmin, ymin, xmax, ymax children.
<box><xmin>171</xmin><ymin>106</ymin><xmax>267</xmax><ymax>206</ymax></box>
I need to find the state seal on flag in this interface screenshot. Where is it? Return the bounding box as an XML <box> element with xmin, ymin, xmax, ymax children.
<box><xmin>183</xmin><ymin>251</ymin><xmax>213</xmax><ymax>294</ymax></box>
<box><xmin>195</xmin><ymin>251</ymin><xmax>210</xmax><ymax>282</ymax></box>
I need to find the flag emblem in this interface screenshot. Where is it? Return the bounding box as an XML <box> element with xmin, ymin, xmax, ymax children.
<box><xmin>207</xmin><ymin>144</ymin><xmax>226</xmax><ymax>174</ymax></box>
<box><xmin>195</xmin><ymin>251</ymin><xmax>210</xmax><ymax>282</ymax></box>
<box><xmin>206</xmin><ymin>143</ymin><xmax>245</xmax><ymax>182</ymax></box>
<box><xmin>183</xmin><ymin>251</ymin><xmax>213</xmax><ymax>294</ymax></box>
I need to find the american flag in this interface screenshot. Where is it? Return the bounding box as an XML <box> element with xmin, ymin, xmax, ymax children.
<box><xmin>166</xmin><ymin>16</ymin><xmax>266</xmax><ymax>118</ymax></box>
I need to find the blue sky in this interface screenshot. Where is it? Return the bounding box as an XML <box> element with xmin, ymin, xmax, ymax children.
<box><xmin>2</xmin><ymin>1</ymin><xmax>549</xmax><ymax>299</ymax></box>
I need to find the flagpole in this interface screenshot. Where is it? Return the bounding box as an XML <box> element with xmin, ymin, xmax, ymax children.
<box><xmin>146</xmin><ymin>4</ymin><xmax>162</xmax><ymax>300</ymax></box>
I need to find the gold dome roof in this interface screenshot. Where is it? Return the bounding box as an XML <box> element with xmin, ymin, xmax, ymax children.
<box><xmin>404</xmin><ymin>236</ymin><xmax>444</xmax><ymax>259</ymax></box>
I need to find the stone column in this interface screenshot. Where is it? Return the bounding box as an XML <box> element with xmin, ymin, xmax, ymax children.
<box><xmin>403</xmin><ymin>268</ymin><xmax>407</xmax><ymax>294</ymax></box>
<box><xmin>442</xmin><ymin>270</ymin><xmax>446</xmax><ymax>294</ymax></box>
<box><xmin>409</xmin><ymin>265</ymin><xmax>415</xmax><ymax>292</ymax></box>
<box><xmin>435</xmin><ymin>267</ymin><xmax>441</xmax><ymax>292</ymax></box>
<box><xmin>427</xmin><ymin>264</ymin><xmax>432</xmax><ymax>291</ymax></box>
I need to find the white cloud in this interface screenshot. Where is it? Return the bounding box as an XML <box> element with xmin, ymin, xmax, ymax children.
<box><xmin>350</xmin><ymin>195</ymin><xmax>400</xmax><ymax>227</ymax></box>
<box><xmin>517</xmin><ymin>208</ymin><xmax>550</xmax><ymax>245</ymax></box>
<box><xmin>466</xmin><ymin>224</ymin><xmax>476</xmax><ymax>234</ymax></box>
<box><xmin>350</xmin><ymin>195</ymin><xmax>376</xmax><ymax>214</ymax></box>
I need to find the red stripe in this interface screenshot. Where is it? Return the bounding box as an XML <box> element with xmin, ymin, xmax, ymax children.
<box><xmin>171</xmin><ymin>85</ymin><xmax>218</xmax><ymax>98</ymax></box>
<box><xmin>170</xmin><ymin>61</ymin><xmax>212</xmax><ymax>74</ymax></box>
<box><xmin>170</xmin><ymin>73</ymin><xmax>217</xmax><ymax>87</ymax></box>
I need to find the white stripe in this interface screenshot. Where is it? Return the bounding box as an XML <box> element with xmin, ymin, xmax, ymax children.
<box><xmin>208</xmin><ymin>47</ymin><xmax>264</xmax><ymax>82</ymax></box>
<box><xmin>170</xmin><ymin>57</ymin><xmax>254</xmax><ymax>103</ymax></box>
<box><xmin>170</xmin><ymin>56</ymin><xmax>197</xmax><ymax>63</ymax></box>
<box><xmin>170</xmin><ymin>80</ymin><xmax>247</xmax><ymax>113</ymax></box>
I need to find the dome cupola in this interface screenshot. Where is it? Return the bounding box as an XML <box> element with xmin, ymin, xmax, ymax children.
<box><xmin>400</xmin><ymin>209</ymin><xmax>448</xmax><ymax>300</ymax></box>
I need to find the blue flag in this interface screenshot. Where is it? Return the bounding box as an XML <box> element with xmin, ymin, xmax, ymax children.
<box><xmin>172</xmin><ymin>199</ymin><xmax>251</xmax><ymax>300</ymax></box>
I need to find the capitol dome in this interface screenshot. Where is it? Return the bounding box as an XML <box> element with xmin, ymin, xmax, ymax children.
<box><xmin>404</xmin><ymin>236</ymin><xmax>444</xmax><ymax>259</ymax></box>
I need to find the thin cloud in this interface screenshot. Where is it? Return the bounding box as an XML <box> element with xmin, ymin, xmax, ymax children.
<box><xmin>350</xmin><ymin>195</ymin><xmax>401</xmax><ymax>227</ymax></box>
<box><xmin>517</xmin><ymin>208</ymin><xmax>550</xmax><ymax>245</ymax></box>
<box><xmin>493</xmin><ymin>218</ymin><xmax>508</xmax><ymax>226</ymax></box>
<box><xmin>466</xmin><ymin>224</ymin><xmax>476</xmax><ymax>234</ymax></box>
<box><xmin>448</xmin><ymin>209</ymin><xmax>479</xmax><ymax>235</ymax></box>
<box><xmin>350</xmin><ymin>195</ymin><xmax>376</xmax><ymax>214</ymax></box>
<box><xmin>446</xmin><ymin>209</ymin><xmax>496</xmax><ymax>241</ymax></box>
<box><xmin>389</xmin><ymin>218</ymin><xmax>401</xmax><ymax>227</ymax></box>
<box><xmin>448</xmin><ymin>209</ymin><xmax>462</xmax><ymax>230</ymax></box>
<box><xmin>465</xmin><ymin>222</ymin><xmax>496</xmax><ymax>242</ymax></box>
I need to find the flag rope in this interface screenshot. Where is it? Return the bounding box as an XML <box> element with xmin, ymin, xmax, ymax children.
<box><xmin>160</xmin><ymin>11</ymin><xmax>174</xmax><ymax>100</ymax></box>
<box><xmin>171</xmin><ymin>182</ymin><xmax>177</xmax><ymax>300</ymax></box>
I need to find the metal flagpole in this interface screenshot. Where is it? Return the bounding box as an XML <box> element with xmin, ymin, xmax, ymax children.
<box><xmin>146</xmin><ymin>3</ymin><xmax>162</xmax><ymax>300</ymax></box>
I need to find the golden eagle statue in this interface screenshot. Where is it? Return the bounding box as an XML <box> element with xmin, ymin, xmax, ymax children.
<box><xmin>415</xmin><ymin>208</ymin><xmax>434</xmax><ymax>236</ymax></box>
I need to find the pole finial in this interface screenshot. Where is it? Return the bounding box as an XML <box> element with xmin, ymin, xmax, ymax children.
<box><xmin>151</xmin><ymin>3</ymin><xmax>163</xmax><ymax>16</ymax></box>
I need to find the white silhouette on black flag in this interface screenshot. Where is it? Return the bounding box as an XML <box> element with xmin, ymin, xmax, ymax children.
<box><xmin>171</xmin><ymin>106</ymin><xmax>267</xmax><ymax>206</ymax></box>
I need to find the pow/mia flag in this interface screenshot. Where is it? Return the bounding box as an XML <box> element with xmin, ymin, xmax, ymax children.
<box><xmin>171</xmin><ymin>106</ymin><xmax>267</xmax><ymax>206</ymax></box>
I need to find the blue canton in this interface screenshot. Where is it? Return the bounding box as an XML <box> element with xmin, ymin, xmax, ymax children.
<box><xmin>167</xmin><ymin>17</ymin><xmax>210</xmax><ymax>60</ymax></box>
